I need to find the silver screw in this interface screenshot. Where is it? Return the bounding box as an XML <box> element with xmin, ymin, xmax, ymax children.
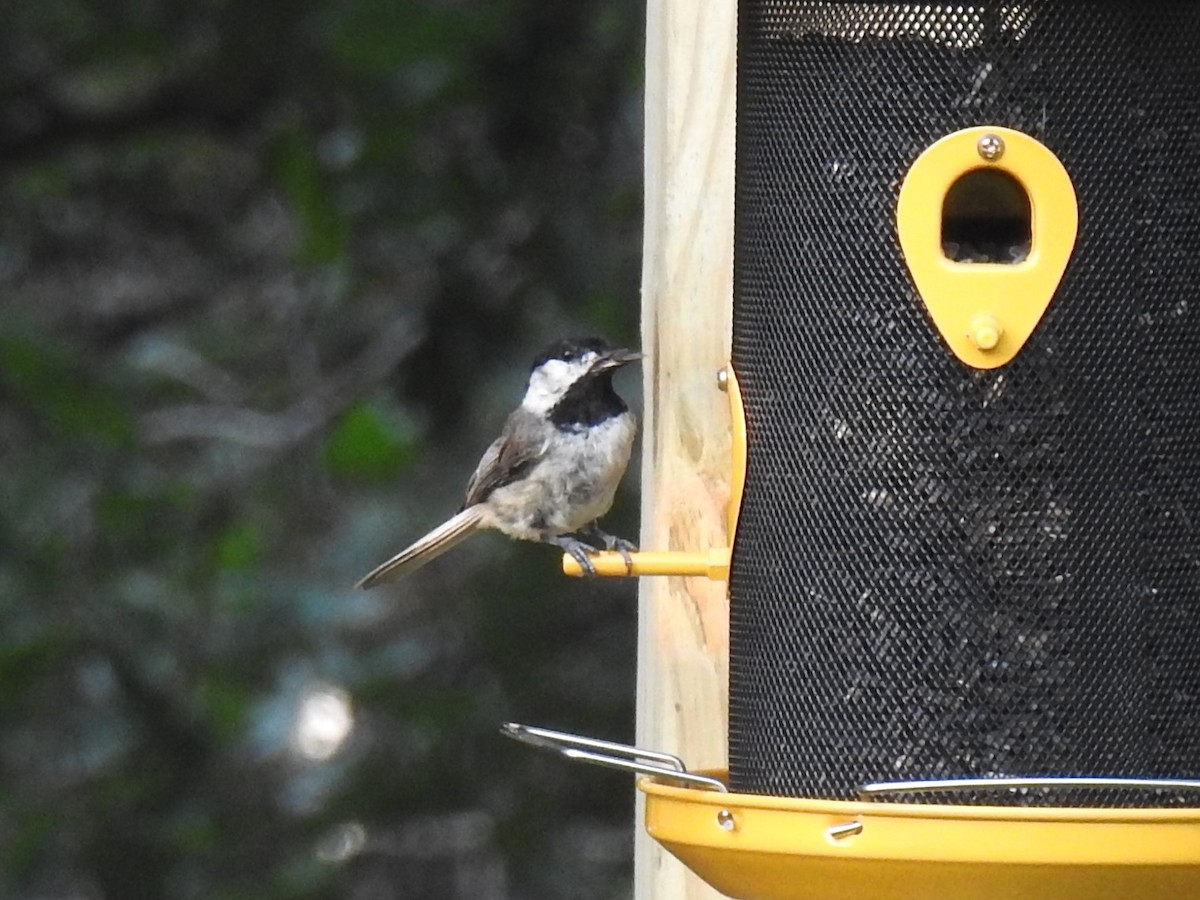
<box><xmin>977</xmin><ymin>133</ymin><xmax>1005</xmax><ymax>161</ymax></box>
<box><xmin>716</xmin><ymin>367</ymin><xmax>729</xmax><ymax>392</ymax></box>
<box><xmin>716</xmin><ymin>809</ymin><xmax>736</xmax><ymax>832</ymax></box>
<box><xmin>827</xmin><ymin>820</ymin><xmax>864</xmax><ymax>840</ymax></box>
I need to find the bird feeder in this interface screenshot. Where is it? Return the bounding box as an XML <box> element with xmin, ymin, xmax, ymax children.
<box><xmin>525</xmin><ymin>2</ymin><xmax>1200</xmax><ymax>898</ymax></box>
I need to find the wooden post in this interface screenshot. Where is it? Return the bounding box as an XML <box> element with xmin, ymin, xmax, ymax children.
<box><xmin>636</xmin><ymin>0</ymin><xmax>736</xmax><ymax>897</ymax></box>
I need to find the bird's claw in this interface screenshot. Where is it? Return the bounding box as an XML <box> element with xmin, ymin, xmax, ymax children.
<box><xmin>554</xmin><ymin>536</ymin><xmax>600</xmax><ymax>576</ymax></box>
<box><xmin>572</xmin><ymin>546</ymin><xmax>598</xmax><ymax>577</ymax></box>
<box><xmin>610</xmin><ymin>539</ymin><xmax>635</xmax><ymax>574</ymax></box>
<box><xmin>588</xmin><ymin>527</ymin><xmax>637</xmax><ymax>575</ymax></box>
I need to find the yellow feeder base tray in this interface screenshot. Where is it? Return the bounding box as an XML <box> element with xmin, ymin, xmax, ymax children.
<box><xmin>641</xmin><ymin>772</ymin><xmax>1200</xmax><ymax>900</ymax></box>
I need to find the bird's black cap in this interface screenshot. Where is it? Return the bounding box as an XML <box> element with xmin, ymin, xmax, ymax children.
<box><xmin>529</xmin><ymin>336</ymin><xmax>616</xmax><ymax>371</ymax></box>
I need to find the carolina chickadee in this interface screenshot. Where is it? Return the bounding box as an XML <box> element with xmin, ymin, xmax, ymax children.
<box><xmin>357</xmin><ymin>337</ymin><xmax>641</xmax><ymax>588</ymax></box>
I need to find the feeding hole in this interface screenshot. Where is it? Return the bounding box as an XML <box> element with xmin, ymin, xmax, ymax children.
<box><xmin>941</xmin><ymin>168</ymin><xmax>1031</xmax><ymax>264</ymax></box>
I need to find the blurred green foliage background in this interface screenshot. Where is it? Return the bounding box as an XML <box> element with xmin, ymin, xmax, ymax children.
<box><xmin>0</xmin><ymin>1</ymin><xmax>645</xmax><ymax>897</ymax></box>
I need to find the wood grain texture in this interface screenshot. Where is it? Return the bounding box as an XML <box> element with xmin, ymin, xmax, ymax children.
<box><xmin>635</xmin><ymin>0</ymin><xmax>736</xmax><ymax>897</ymax></box>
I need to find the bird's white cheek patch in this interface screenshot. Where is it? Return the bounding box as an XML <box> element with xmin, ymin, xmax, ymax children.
<box><xmin>522</xmin><ymin>358</ymin><xmax>592</xmax><ymax>415</ymax></box>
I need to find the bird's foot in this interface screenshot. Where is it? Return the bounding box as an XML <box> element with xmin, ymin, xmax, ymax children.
<box><xmin>586</xmin><ymin>525</ymin><xmax>637</xmax><ymax>575</ymax></box>
<box><xmin>550</xmin><ymin>535</ymin><xmax>600</xmax><ymax>576</ymax></box>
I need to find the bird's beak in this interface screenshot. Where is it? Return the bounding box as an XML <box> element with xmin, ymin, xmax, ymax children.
<box><xmin>594</xmin><ymin>348</ymin><xmax>643</xmax><ymax>371</ymax></box>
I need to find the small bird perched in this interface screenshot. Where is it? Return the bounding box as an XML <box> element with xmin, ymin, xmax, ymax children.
<box><xmin>357</xmin><ymin>336</ymin><xmax>641</xmax><ymax>588</ymax></box>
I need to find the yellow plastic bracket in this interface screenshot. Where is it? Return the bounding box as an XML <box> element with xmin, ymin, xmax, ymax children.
<box><xmin>563</xmin><ymin>364</ymin><xmax>747</xmax><ymax>578</ymax></box>
<box><xmin>897</xmin><ymin>126</ymin><xmax>1079</xmax><ymax>370</ymax></box>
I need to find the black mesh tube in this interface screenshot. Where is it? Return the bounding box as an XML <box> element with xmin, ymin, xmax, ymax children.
<box><xmin>729</xmin><ymin>2</ymin><xmax>1200</xmax><ymax>804</ymax></box>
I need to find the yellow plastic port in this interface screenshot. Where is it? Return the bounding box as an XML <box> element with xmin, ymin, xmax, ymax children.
<box><xmin>897</xmin><ymin>126</ymin><xmax>1079</xmax><ymax>370</ymax></box>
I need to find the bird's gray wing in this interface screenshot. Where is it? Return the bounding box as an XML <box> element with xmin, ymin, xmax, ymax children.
<box><xmin>460</xmin><ymin>409</ymin><xmax>547</xmax><ymax>509</ymax></box>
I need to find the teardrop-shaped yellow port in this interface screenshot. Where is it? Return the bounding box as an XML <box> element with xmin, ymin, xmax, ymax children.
<box><xmin>897</xmin><ymin>126</ymin><xmax>1078</xmax><ymax>370</ymax></box>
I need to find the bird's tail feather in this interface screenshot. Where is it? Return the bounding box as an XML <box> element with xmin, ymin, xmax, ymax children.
<box><xmin>356</xmin><ymin>506</ymin><xmax>486</xmax><ymax>589</ymax></box>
